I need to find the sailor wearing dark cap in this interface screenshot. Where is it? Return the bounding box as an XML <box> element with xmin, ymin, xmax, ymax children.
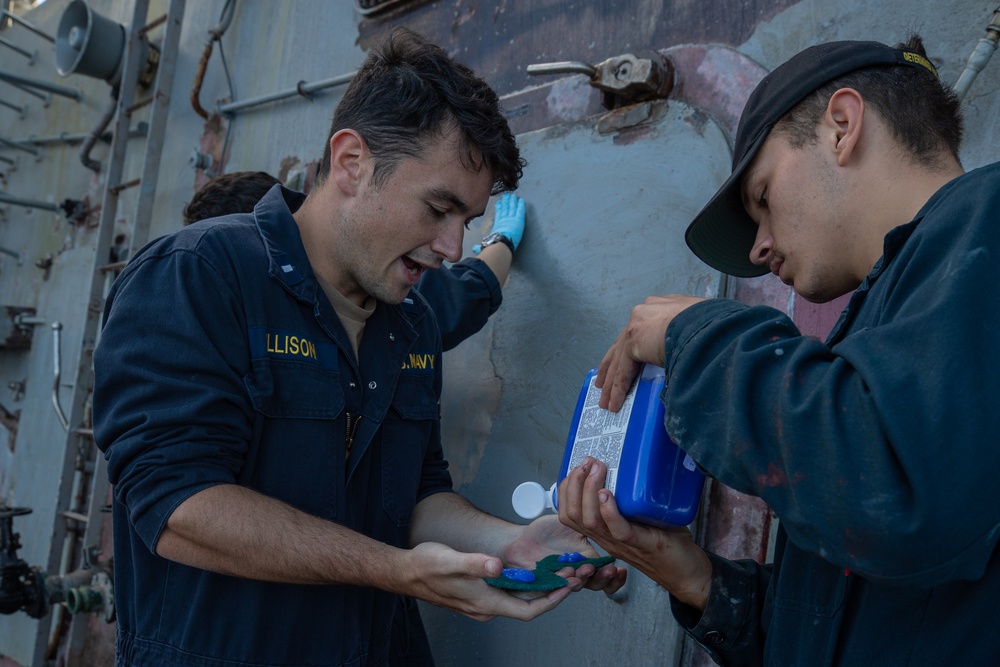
<box><xmin>559</xmin><ymin>35</ymin><xmax>1000</xmax><ymax>666</ymax></box>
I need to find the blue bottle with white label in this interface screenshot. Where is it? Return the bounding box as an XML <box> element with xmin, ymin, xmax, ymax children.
<box><xmin>512</xmin><ymin>364</ymin><xmax>705</xmax><ymax>528</ymax></box>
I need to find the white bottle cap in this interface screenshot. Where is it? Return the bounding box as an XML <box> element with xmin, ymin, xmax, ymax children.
<box><xmin>512</xmin><ymin>481</ymin><xmax>556</xmax><ymax>520</ymax></box>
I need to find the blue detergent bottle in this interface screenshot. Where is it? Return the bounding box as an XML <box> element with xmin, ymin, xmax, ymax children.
<box><xmin>512</xmin><ymin>364</ymin><xmax>705</xmax><ymax>529</ymax></box>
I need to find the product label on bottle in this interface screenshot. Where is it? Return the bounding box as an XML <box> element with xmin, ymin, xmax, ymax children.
<box><xmin>566</xmin><ymin>374</ymin><xmax>639</xmax><ymax>494</ymax></box>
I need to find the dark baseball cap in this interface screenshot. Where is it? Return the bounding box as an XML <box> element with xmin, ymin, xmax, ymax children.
<box><xmin>684</xmin><ymin>40</ymin><xmax>939</xmax><ymax>277</ymax></box>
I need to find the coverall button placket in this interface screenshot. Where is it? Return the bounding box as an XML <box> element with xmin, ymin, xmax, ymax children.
<box><xmin>368</xmin><ymin>381</ymin><xmax>377</xmax><ymax>390</ymax></box>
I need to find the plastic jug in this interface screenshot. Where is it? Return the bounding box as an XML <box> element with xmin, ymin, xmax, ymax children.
<box><xmin>512</xmin><ymin>364</ymin><xmax>704</xmax><ymax>528</ymax></box>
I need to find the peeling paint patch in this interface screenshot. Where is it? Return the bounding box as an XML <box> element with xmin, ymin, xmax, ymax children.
<box><xmin>504</xmin><ymin>103</ymin><xmax>530</xmax><ymax>120</ymax></box>
<box><xmin>545</xmin><ymin>76</ymin><xmax>595</xmax><ymax>123</ymax></box>
<box><xmin>683</xmin><ymin>107</ymin><xmax>711</xmax><ymax>137</ymax></box>
<box><xmin>194</xmin><ymin>114</ymin><xmax>230</xmax><ymax>192</ymax></box>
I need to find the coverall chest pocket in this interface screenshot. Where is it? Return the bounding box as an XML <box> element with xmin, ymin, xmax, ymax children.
<box><xmin>245</xmin><ymin>359</ymin><xmax>346</xmax><ymax>518</ymax></box>
<box><xmin>768</xmin><ymin>549</ymin><xmax>848</xmax><ymax>665</ymax></box>
<box><xmin>772</xmin><ymin>552</ymin><xmax>847</xmax><ymax>617</ymax></box>
<box><xmin>380</xmin><ymin>373</ymin><xmax>439</xmax><ymax>527</ymax></box>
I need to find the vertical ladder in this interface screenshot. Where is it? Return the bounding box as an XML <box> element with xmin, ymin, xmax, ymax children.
<box><xmin>35</xmin><ymin>1</ymin><xmax>187</xmax><ymax>664</ymax></box>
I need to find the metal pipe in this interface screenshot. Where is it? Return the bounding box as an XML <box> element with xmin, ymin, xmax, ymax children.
<box><xmin>0</xmin><ymin>36</ymin><xmax>36</xmax><ymax>63</ymax></box>
<box><xmin>0</xmin><ymin>70</ymin><xmax>82</xmax><ymax>101</ymax></box>
<box><xmin>45</xmin><ymin>569</ymin><xmax>93</xmax><ymax>605</ymax></box>
<box><xmin>1</xmin><ymin>79</ymin><xmax>51</xmax><ymax>105</ymax></box>
<box><xmin>954</xmin><ymin>8</ymin><xmax>1000</xmax><ymax>101</ymax></box>
<box><xmin>0</xmin><ymin>155</ymin><xmax>15</xmax><ymax>166</ymax></box>
<box><xmin>80</xmin><ymin>92</ymin><xmax>119</xmax><ymax>173</ymax></box>
<box><xmin>526</xmin><ymin>61</ymin><xmax>598</xmax><ymax>77</ymax></box>
<box><xmin>14</xmin><ymin>314</ymin><xmax>44</xmax><ymax>325</ymax></box>
<box><xmin>0</xmin><ymin>98</ymin><xmax>26</xmax><ymax>116</ymax></box>
<box><xmin>218</xmin><ymin>71</ymin><xmax>356</xmax><ymax>115</ymax></box>
<box><xmin>15</xmin><ymin>122</ymin><xmax>148</xmax><ymax>146</ymax></box>
<box><xmin>0</xmin><ymin>9</ymin><xmax>55</xmax><ymax>43</ymax></box>
<box><xmin>190</xmin><ymin>39</ymin><xmax>216</xmax><ymax>119</ymax></box>
<box><xmin>21</xmin><ymin>132</ymin><xmax>95</xmax><ymax>145</ymax></box>
<box><xmin>0</xmin><ymin>193</ymin><xmax>60</xmax><ymax>211</ymax></box>
<box><xmin>191</xmin><ymin>0</ymin><xmax>238</xmax><ymax>119</ymax></box>
<box><xmin>51</xmin><ymin>322</ymin><xmax>70</xmax><ymax>431</ymax></box>
<box><xmin>0</xmin><ymin>135</ymin><xmax>39</xmax><ymax>156</ymax></box>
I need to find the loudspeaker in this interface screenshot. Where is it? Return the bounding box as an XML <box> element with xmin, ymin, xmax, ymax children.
<box><xmin>55</xmin><ymin>0</ymin><xmax>126</xmax><ymax>85</ymax></box>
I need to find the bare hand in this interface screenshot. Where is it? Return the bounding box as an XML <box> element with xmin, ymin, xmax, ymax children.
<box><xmin>402</xmin><ymin>541</ymin><xmax>578</xmax><ymax>622</ymax></box>
<box><xmin>596</xmin><ymin>295</ymin><xmax>707</xmax><ymax>411</ymax></box>
<box><xmin>500</xmin><ymin>514</ymin><xmax>627</xmax><ymax>596</ymax></box>
<box><xmin>557</xmin><ymin>457</ymin><xmax>713</xmax><ymax>610</ymax></box>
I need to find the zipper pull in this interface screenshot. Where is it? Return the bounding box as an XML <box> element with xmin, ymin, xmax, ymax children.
<box><xmin>345</xmin><ymin>412</ymin><xmax>360</xmax><ymax>463</ymax></box>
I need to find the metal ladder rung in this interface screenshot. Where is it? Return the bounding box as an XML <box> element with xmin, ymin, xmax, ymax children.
<box><xmin>97</xmin><ymin>261</ymin><xmax>127</xmax><ymax>274</ymax></box>
<box><xmin>139</xmin><ymin>13</ymin><xmax>168</xmax><ymax>36</ymax></box>
<box><xmin>125</xmin><ymin>96</ymin><xmax>154</xmax><ymax>114</ymax></box>
<box><xmin>108</xmin><ymin>178</ymin><xmax>141</xmax><ymax>195</ymax></box>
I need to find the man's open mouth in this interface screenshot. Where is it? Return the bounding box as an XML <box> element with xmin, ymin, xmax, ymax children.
<box><xmin>402</xmin><ymin>256</ymin><xmax>426</xmax><ymax>280</ymax></box>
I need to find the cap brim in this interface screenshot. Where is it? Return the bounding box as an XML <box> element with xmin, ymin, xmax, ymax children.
<box><xmin>684</xmin><ymin>130</ymin><xmax>770</xmax><ymax>278</ymax></box>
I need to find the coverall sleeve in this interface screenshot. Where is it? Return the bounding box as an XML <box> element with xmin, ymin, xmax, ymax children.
<box><xmin>415</xmin><ymin>258</ymin><xmax>502</xmax><ymax>351</ymax></box>
<box><xmin>671</xmin><ymin>553</ymin><xmax>772</xmax><ymax>667</ymax></box>
<box><xmin>93</xmin><ymin>244</ymin><xmax>255</xmax><ymax>554</ymax></box>
<box><xmin>662</xmin><ymin>235</ymin><xmax>1000</xmax><ymax>591</ymax></box>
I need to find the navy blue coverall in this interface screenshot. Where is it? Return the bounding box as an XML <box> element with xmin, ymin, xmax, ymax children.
<box><xmin>666</xmin><ymin>162</ymin><xmax>1000</xmax><ymax>665</ymax></box>
<box><xmin>95</xmin><ymin>186</ymin><xmax>459</xmax><ymax>667</ymax></box>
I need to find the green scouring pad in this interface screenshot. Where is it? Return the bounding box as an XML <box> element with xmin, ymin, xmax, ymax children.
<box><xmin>484</xmin><ymin>553</ymin><xmax>617</xmax><ymax>591</ymax></box>
<box><xmin>484</xmin><ymin>567</ymin><xmax>569</xmax><ymax>591</ymax></box>
<box><xmin>535</xmin><ymin>553</ymin><xmax>615</xmax><ymax>573</ymax></box>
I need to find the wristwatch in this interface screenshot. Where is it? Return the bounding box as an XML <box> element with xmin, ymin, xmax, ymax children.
<box><xmin>479</xmin><ymin>231</ymin><xmax>515</xmax><ymax>254</ymax></box>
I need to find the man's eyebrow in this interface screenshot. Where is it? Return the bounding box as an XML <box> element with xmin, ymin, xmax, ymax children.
<box><xmin>427</xmin><ymin>187</ymin><xmax>485</xmax><ymax>218</ymax></box>
<box><xmin>428</xmin><ymin>187</ymin><xmax>470</xmax><ymax>213</ymax></box>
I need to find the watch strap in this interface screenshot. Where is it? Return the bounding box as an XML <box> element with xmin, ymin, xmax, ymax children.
<box><xmin>479</xmin><ymin>231</ymin><xmax>515</xmax><ymax>253</ymax></box>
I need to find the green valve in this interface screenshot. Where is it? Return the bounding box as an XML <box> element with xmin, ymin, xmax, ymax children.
<box><xmin>66</xmin><ymin>586</ymin><xmax>102</xmax><ymax>614</ymax></box>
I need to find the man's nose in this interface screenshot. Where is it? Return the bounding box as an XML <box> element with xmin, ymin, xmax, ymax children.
<box><xmin>432</xmin><ymin>219</ymin><xmax>465</xmax><ymax>263</ymax></box>
<box><xmin>749</xmin><ymin>226</ymin><xmax>772</xmax><ymax>266</ymax></box>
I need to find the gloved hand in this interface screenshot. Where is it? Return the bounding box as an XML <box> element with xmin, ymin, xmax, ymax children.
<box><xmin>473</xmin><ymin>192</ymin><xmax>525</xmax><ymax>254</ymax></box>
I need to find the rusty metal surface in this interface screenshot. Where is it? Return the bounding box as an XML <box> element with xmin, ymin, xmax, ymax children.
<box><xmin>1</xmin><ymin>307</ymin><xmax>36</xmax><ymax>349</ymax></box>
<box><xmin>357</xmin><ymin>0</ymin><xmax>800</xmax><ymax>96</ymax></box>
<box><xmin>499</xmin><ymin>41</ymin><xmax>769</xmax><ymax>146</ymax></box>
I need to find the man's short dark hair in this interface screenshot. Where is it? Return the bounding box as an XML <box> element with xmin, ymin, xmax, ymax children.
<box><xmin>775</xmin><ymin>34</ymin><xmax>964</xmax><ymax>169</ymax></box>
<box><xmin>316</xmin><ymin>27</ymin><xmax>524</xmax><ymax>195</ymax></box>
<box><xmin>183</xmin><ymin>171</ymin><xmax>281</xmax><ymax>225</ymax></box>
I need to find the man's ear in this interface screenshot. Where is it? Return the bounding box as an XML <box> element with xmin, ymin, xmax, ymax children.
<box><xmin>825</xmin><ymin>88</ymin><xmax>865</xmax><ymax>167</ymax></box>
<box><xmin>328</xmin><ymin>129</ymin><xmax>367</xmax><ymax>196</ymax></box>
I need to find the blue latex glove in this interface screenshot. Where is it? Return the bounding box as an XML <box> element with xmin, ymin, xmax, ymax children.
<box><xmin>473</xmin><ymin>192</ymin><xmax>525</xmax><ymax>254</ymax></box>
